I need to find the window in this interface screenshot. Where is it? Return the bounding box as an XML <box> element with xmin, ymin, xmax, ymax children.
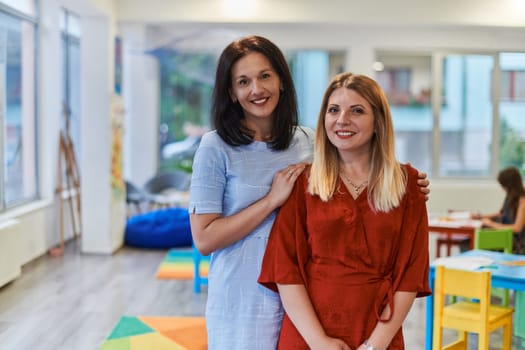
<box><xmin>155</xmin><ymin>41</ymin><xmax>525</xmax><ymax>178</ymax></box>
<box><xmin>287</xmin><ymin>50</ymin><xmax>345</xmax><ymax>129</ymax></box>
<box><xmin>499</xmin><ymin>52</ymin><xmax>525</xmax><ymax>170</ymax></box>
<box><xmin>376</xmin><ymin>51</ymin><xmax>525</xmax><ymax>178</ymax></box>
<box><xmin>501</xmin><ymin>70</ymin><xmax>525</xmax><ymax>101</ymax></box>
<box><xmin>377</xmin><ymin>68</ymin><xmax>413</xmax><ymax>106</ymax></box>
<box><xmin>60</xmin><ymin>9</ymin><xmax>81</xmax><ymax>171</ymax></box>
<box><xmin>156</xmin><ymin>50</ymin><xmax>215</xmax><ymax>173</ymax></box>
<box><xmin>0</xmin><ymin>4</ymin><xmax>38</xmax><ymax>209</ymax></box>
<box><xmin>439</xmin><ymin>54</ymin><xmax>494</xmax><ymax>177</ymax></box>
<box><xmin>375</xmin><ymin>52</ymin><xmax>433</xmax><ymax>175</ymax></box>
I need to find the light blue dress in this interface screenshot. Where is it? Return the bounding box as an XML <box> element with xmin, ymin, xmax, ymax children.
<box><xmin>189</xmin><ymin>127</ymin><xmax>314</xmax><ymax>350</ymax></box>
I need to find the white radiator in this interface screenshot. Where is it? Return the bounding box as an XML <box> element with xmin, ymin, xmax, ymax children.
<box><xmin>0</xmin><ymin>219</ymin><xmax>21</xmax><ymax>288</ymax></box>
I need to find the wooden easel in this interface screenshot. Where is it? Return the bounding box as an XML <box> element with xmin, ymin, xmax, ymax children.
<box><xmin>49</xmin><ymin>104</ymin><xmax>82</xmax><ymax>256</ymax></box>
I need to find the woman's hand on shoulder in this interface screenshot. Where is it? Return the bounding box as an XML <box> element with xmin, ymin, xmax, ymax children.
<box><xmin>407</xmin><ymin>162</ymin><xmax>430</xmax><ymax>201</ymax></box>
<box><xmin>266</xmin><ymin>163</ymin><xmax>307</xmax><ymax>208</ymax></box>
<box><xmin>417</xmin><ymin>172</ymin><xmax>430</xmax><ymax>201</ymax></box>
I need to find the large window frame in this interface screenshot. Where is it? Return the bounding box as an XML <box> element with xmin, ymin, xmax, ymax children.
<box><xmin>0</xmin><ymin>1</ymin><xmax>39</xmax><ymax>210</ymax></box>
<box><xmin>377</xmin><ymin>50</ymin><xmax>525</xmax><ymax>179</ymax></box>
<box><xmin>154</xmin><ymin>42</ymin><xmax>524</xmax><ymax>179</ymax></box>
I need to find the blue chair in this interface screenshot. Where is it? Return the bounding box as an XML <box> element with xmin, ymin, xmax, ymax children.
<box><xmin>193</xmin><ymin>244</ymin><xmax>210</xmax><ymax>293</ymax></box>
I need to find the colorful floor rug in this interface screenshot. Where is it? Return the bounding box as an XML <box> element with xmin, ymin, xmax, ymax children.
<box><xmin>100</xmin><ymin>316</ymin><xmax>207</xmax><ymax>350</ymax></box>
<box><xmin>155</xmin><ymin>249</ymin><xmax>209</xmax><ymax>280</ymax></box>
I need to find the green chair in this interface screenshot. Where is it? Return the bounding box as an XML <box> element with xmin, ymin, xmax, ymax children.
<box><xmin>474</xmin><ymin>228</ymin><xmax>513</xmax><ymax>306</ymax></box>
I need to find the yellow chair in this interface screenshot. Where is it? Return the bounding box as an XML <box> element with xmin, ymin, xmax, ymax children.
<box><xmin>474</xmin><ymin>228</ymin><xmax>513</xmax><ymax>306</ymax></box>
<box><xmin>433</xmin><ymin>265</ymin><xmax>514</xmax><ymax>350</ymax></box>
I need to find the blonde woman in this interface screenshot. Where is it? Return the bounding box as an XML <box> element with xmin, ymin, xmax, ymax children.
<box><xmin>259</xmin><ymin>72</ymin><xmax>431</xmax><ymax>350</ymax></box>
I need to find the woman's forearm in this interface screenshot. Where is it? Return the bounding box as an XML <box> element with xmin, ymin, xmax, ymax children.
<box><xmin>190</xmin><ymin>195</ymin><xmax>279</xmax><ymax>255</ymax></box>
<box><xmin>365</xmin><ymin>291</ymin><xmax>417</xmax><ymax>350</ymax></box>
<box><xmin>277</xmin><ymin>284</ymin><xmax>328</xmax><ymax>348</ymax></box>
<box><xmin>191</xmin><ymin>164</ymin><xmax>307</xmax><ymax>255</ymax></box>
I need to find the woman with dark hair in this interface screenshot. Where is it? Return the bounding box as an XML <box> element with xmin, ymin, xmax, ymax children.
<box><xmin>190</xmin><ymin>35</ymin><xmax>315</xmax><ymax>350</ymax></box>
<box><xmin>190</xmin><ymin>36</ymin><xmax>430</xmax><ymax>349</ymax></box>
<box><xmin>211</xmin><ymin>36</ymin><xmax>299</xmax><ymax>151</ymax></box>
<box><xmin>474</xmin><ymin>166</ymin><xmax>525</xmax><ymax>254</ymax></box>
<box><xmin>259</xmin><ymin>72</ymin><xmax>431</xmax><ymax>349</ymax></box>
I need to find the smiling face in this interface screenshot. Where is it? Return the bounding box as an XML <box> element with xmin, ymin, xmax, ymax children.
<box><xmin>324</xmin><ymin>87</ymin><xmax>375</xmax><ymax>156</ymax></box>
<box><xmin>229</xmin><ymin>52</ymin><xmax>282</xmax><ymax>126</ymax></box>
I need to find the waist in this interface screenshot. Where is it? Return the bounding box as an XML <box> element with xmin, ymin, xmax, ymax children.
<box><xmin>306</xmin><ymin>260</ymin><xmax>395</xmax><ymax>322</ymax></box>
<box><xmin>306</xmin><ymin>260</ymin><xmax>391</xmax><ymax>285</ymax></box>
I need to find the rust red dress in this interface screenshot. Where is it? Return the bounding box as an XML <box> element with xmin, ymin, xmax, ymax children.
<box><xmin>258</xmin><ymin>164</ymin><xmax>431</xmax><ymax>349</ymax></box>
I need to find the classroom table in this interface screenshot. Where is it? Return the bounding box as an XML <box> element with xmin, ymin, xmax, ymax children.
<box><xmin>425</xmin><ymin>250</ymin><xmax>525</xmax><ymax>350</ymax></box>
<box><xmin>428</xmin><ymin>215</ymin><xmax>482</xmax><ymax>251</ymax></box>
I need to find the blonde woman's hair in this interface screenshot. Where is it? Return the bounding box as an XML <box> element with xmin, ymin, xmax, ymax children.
<box><xmin>308</xmin><ymin>72</ymin><xmax>406</xmax><ymax>212</ymax></box>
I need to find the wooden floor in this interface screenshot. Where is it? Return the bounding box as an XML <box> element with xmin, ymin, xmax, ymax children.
<box><xmin>0</xmin><ymin>240</ymin><xmax>206</xmax><ymax>350</ymax></box>
<box><xmin>0</xmin><ymin>238</ymin><xmax>523</xmax><ymax>350</ymax></box>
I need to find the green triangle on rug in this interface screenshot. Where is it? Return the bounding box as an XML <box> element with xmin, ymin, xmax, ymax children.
<box><xmin>99</xmin><ymin>336</ymin><xmax>130</xmax><ymax>350</ymax></box>
<box><xmin>107</xmin><ymin>316</ymin><xmax>154</xmax><ymax>339</ymax></box>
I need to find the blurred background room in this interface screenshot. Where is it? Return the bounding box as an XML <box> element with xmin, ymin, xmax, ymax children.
<box><xmin>0</xmin><ymin>0</ymin><xmax>525</xmax><ymax>349</ymax></box>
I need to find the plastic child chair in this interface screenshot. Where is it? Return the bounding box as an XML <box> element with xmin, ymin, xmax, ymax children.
<box><xmin>125</xmin><ymin>180</ymin><xmax>146</xmax><ymax>216</ymax></box>
<box><xmin>193</xmin><ymin>244</ymin><xmax>210</xmax><ymax>294</ymax></box>
<box><xmin>474</xmin><ymin>228</ymin><xmax>513</xmax><ymax>306</ymax></box>
<box><xmin>143</xmin><ymin>171</ymin><xmax>191</xmax><ymax>209</ymax></box>
<box><xmin>432</xmin><ymin>265</ymin><xmax>514</xmax><ymax>350</ymax></box>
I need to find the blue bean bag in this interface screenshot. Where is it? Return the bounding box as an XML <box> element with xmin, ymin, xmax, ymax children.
<box><xmin>125</xmin><ymin>207</ymin><xmax>192</xmax><ymax>249</ymax></box>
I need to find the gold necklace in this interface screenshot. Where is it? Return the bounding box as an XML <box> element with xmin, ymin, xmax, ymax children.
<box><xmin>341</xmin><ymin>174</ymin><xmax>368</xmax><ymax>196</ymax></box>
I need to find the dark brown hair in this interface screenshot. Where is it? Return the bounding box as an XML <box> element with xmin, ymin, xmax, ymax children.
<box><xmin>497</xmin><ymin>166</ymin><xmax>525</xmax><ymax>220</ymax></box>
<box><xmin>211</xmin><ymin>35</ymin><xmax>298</xmax><ymax>150</ymax></box>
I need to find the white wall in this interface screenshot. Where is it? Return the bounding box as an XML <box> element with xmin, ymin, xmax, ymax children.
<box><xmin>426</xmin><ymin>180</ymin><xmax>505</xmax><ymax>215</ymax></box>
<box><xmin>79</xmin><ymin>14</ymin><xmax>113</xmax><ymax>253</ymax></box>
<box><xmin>60</xmin><ymin>0</ymin><xmax>125</xmax><ymax>254</ymax></box>
<box><xmin>121</xmin><ymin>24</ymin><xmax>159</xmax><ymax>187</ymax></box>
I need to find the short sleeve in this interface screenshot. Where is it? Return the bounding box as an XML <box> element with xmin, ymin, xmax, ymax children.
<box><xmin>258</xmin><ymin>172</ymin><xmax>310</xmax><ymax>292</ymax></box>
<box><xmin>395</xmin><ymin>165</ymin><xmax>432</xmax><ymax>298</ymax></box>
<box><xmin>188</xmin><ymin>132</ymin><xmax>226</xmax><ymax>215</ymax></box>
